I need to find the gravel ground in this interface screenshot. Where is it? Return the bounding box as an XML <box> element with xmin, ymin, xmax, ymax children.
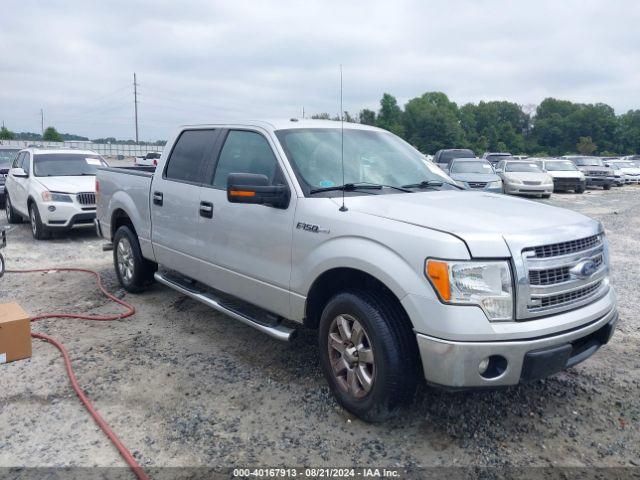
<box><xmin>0</xmin><ymin>186</ymin><xmax>639</xmax><ymax>471</ymax></box>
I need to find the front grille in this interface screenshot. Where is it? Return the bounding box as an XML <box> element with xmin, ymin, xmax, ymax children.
<box><xmin>588</xmin><ymin>171</ymin><xmax>607</xmax><ymax>176</ymax></box>
<box><xmin>526</xmin><ymin>235</ymin><xmax>601</xmax><ymax>259</ymax></box>
<box><xmin>468</xmin><ymin>182</ymin><xmax>487</xmax><ymax>189</ymax></box>
<box><xmin>77</xmin><ymin>192</ymin><xmax>96</xmax><ymax>205</ymax></box>
<box><xmin>529</xmin><ymin>254</ymin><xmax>603</xmax><ymax>285</ymax></box>
<box><xmin>537</xmin><ymin>281</ymin><xmax>603</xmax><ymax>309</ymax></box>
<box><xmin>523</xmin><ymin>181</ymin><xmax>541</xmax><ymax>185</ymax></box>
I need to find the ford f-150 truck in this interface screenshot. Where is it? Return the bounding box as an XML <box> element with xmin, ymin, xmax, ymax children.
<box><xmin>96</xmin><ymin>120</ymin><xmax>618</xmax><ymax>421</ymax></box>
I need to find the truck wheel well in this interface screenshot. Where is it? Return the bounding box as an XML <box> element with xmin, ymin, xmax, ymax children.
<box><xmin>111</xmin><ymin>209</ymin><xmax>136</xmax><ymax>239</ymax></box>
<box><xmin>305</xmin><ymin>268</ymin><xmax>411</xmax><ymax>332</ymax></box>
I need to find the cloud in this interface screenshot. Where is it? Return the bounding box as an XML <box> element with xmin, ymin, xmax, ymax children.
<box><xmin>0</xmin><ymin>0</ymin><xmax>638</xmax><ymax>140</ymax></box>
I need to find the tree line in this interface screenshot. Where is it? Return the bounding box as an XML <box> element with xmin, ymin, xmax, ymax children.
<box><xmin>313</xmin><ymin>93</ymin><xmax>640</xmax><ymax>156</ymax></box>
<box><xmin>0</xmin><ymin>125</ymin><xmax>165</xmax><ymax>145</ymax></box>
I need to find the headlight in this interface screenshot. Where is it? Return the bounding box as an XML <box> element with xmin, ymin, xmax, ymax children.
<box><xmin>41</xmin><ymin>191</ymin><xmax>73</xmax><ymax>203</ymax></box>
<box><xmin>487</xmin><ymin>180</ymin><xmax>502</xmax><ymax>188</ymax></box>
<box><xmin>506</xmin><ymin>176</ymin><xmax>522</xmax><ymax>184</ymax></box>
<box><xmin>426</xmin><ymin>259</ymin><xmax>513</xmax><ymax>321</ymax></box>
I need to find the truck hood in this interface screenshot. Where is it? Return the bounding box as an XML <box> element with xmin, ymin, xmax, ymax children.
<box><xmin>35</xmin><ymin>176</ymin><xmax>96</xmax><ymax>193</ymax></box>
<box><xmin>547</xmin><ymin>170</ymin><xmax>584</xmax><ymax>179</ymax></box>
<box><xmin>337</xmin><ymin>191</ymin><xmax>600</xmax><ymax>257</ymax></box>
<box><xmin>449</xmin><ymin>172</ymin><xmax>501</xmax><ymax>183</ymax></box>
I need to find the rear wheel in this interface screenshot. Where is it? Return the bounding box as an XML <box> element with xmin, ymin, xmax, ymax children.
<box><xmin>113</xmin><ymin>225</ymin><xmax>157</xmax><ymax>292</ymax></box>
<box><xmin>318</xmin><ymin>291</ymin><xmax>419</xmax><ymax>422</ymax></box>
<box><xmin>576</xmin><ymin>186</ymin><xmax>585</xmax><ymax>194</ymax></box>
<box><xmin>5</xmin><ymin>196</ymin><xmax>22</xmax><ymax>224</ymax></box>
<box><xmin>542</xmin><ymin>194</ymin><xmax>551</xmax><ymax>199</ymax></box>
<box><xmin>603</xmin><ymin>184</ymin><xmax>612</xmax><ymax>190</ymax></box>
<box><xmin>29</xmin><ymin>203</ymin><xmax>51</xmax><ymax>240</ymax></box>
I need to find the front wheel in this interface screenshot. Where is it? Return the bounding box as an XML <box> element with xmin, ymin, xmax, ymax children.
<box><xmin>542</xmin><ymin>194</ymin><xmax>551</xmax><ymax>199</ymax></box>
<box><xmin>113</xmin><ymin>225</ymin><xmax>157</xmax><ymax>293</ymax></box>
<box><xmin>29</xmin><ymin>203</ymin><xmax>51</xmax><ymax>240</ymax></box>
<box><xmin>576</xmin><ymin>186</ymin><xmax>585</xmax><ymax>194</ymax></box>
<box><xmin>318</xmin><ymin>291</ymin><xmax>419</xmax><ymax>422</ymax></box>
<box><xmin>603</xmin><ymin>184</ymin><xmax>612</xmax><ymax>190</ymax></box>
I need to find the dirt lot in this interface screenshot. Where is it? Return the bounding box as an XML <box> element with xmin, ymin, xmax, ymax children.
<box><xmin>1</xmin><ymin>187</ymin><xmax>639</xmax><ymax>471</ymax></box>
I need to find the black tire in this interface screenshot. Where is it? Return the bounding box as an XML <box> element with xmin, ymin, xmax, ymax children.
<box><xmin>603</xmin><ymin>184</ymin><xmax>612</xmax><ymax>190</ymax></box>
<box><xmin>5</xmin><ymin>195</ymin><xmax>22</xmax><ymax>224</ymax></box>
<box><xmin>576</xmin><ymin>186</ymin><xmax>585</xmax><ymax>194</ymax></box>
<box><xmin>0</xmin><ymin>252</ymin><xmax>4</xmax><ymax>278</ymax></box>
<box><xmin>113</xmin><ymin>225</ymin><xmax>157</xmax><ymax>293</ymax></box>
<box><xmin>318</xmin><ymin>290</ymin><xmax>419</xmax><ymax>422</ymax></box>
<box><xmin>542</xmin><ymin>194</ymin><xmax>551</xmax><ymax>199</ymax></box>
<box><xmin>28</xmin><ymin>203</ymin><xmax>51</xmax><ymax>240</ymax></box>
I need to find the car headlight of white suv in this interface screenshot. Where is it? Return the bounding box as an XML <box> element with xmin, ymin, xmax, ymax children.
<box><xmin>41</xmin><ymin>191</ymin><xmax>73</xmax><ymax>203</ymax></box>
<box><xmin>425</xmin><ymin>259</ymin><xmax>513</xmax><ymax>321</ymax></box>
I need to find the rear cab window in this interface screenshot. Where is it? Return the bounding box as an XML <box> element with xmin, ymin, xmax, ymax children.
<box><xmin>164</xmin><ymin>129</ymin><xmax>218</xmax><ymax>184</ymax></box>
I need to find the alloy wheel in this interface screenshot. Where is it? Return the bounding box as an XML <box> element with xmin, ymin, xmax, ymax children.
<box><xmin>116</xmin><ymin>237</ymin><xmax>135</xmax><ymax>283</ymax></box>
<box><xmin>30</xmin><ymin>207</ymin><xmax>37</xmax><ymax>236</ymax></box>
<box><xmin>328</xmin><ymin>314</ymin><xmax>376</xmax><ymax>398</ymax></box>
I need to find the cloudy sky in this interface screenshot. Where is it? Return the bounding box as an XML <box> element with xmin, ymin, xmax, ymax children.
<box><xmin>1</xmin><ymin>0</ymin><xmax>639</xmax><ymax>141</ymax></box>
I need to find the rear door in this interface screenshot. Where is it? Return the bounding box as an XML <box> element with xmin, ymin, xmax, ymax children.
<box><xmin>10</xmin><ymin>152</ymin><xmax>30</xmax><ymax>215</ymax></box>
<box><xmin>197</xmin><ymin>128</ymin><xmax>296</xmax><ymax>318</ymax></box>
<box><xmin>150</xmin><ymin>128</ymin><xmax>220</xmax><ymax>278</ymax></box>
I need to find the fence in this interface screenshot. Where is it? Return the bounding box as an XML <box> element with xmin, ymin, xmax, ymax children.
<box><xmin>0</xmin><ymin>139</ymin><xmax>164</xmax><ymax>157</ymax></box>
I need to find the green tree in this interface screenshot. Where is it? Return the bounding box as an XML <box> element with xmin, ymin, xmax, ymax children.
<box><xmin>576</xmin><ymin>136</ymin><xmax>597</xmax><ymax>155</ymax></box>
<box><xmin>0</xmin><ymin>126</ymin><xmax>15</xmax><ymax>140</ymax></box>
<box><xmin>616</xmin><ymin>110</ymin><xmax>640</xmax><ymax>154</ymax></box>
<box><xmin>311</xmin><ymin>113</ymin><xmax>331</xmax><ymax>120</ymax></box>
<box><xmin>43</xmin><ymin>126</ymin><xmax>63</xmax><ymax>142</ymax></box>
<box><xmin>376</xmin><ymin>93</ymin><xmax>405</xmax><ymax>136</ymax></box>
<box><xmin>401</xmin><ymin>92</ymin><xmax>463</xmax><ymax>153</ymax></box>
<box><xmin>359</xmin><ymin>109</ymin><xmax>376</xmax><ymax>126</ymax></box>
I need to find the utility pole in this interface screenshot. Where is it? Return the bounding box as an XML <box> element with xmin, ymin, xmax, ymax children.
<box><xmin>40</xmin><ymin>109</ymin><xmax>44</xmax><ymax>137</ymax></box>
<box><xmin>133</xmin><ymin>73</ymin><xmax>139</xmax><ymax>143</ymax></box>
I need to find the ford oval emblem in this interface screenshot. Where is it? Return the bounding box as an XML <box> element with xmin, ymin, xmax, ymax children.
<box><xmin>571</xmin><ymin>259</ymin><xmax>597</xmax><ymax>278</ymax></box>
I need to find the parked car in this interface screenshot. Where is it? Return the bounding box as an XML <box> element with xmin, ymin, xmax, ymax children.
<box><xmin>135</xmin><ymin>152</ymin><xmax>162</xmax><ymax>167</ymax></box>
<box><xmin>537</xmin><ymin>158</ymin><xmax>586</xmax><ymax>193</ymax></box>
<box><xmin>0</xmin><ymin>147</ymin><xmax>20</xmax><ymax>208</ymax></box>
<box><xmin>604</xmin><ymin>160</ymin><xmax>640</xmax><ymax>184</ymax></box>
<box><xmin>495</xmin><ymin>159</ymin><xmax>554</xmax><ymax>198</ymax></box>
<box><xmin>448</xmin><ymin>158</ymin><xmax>502</xmax><ymax>193</ymax></box>
<box><xmin>433</xmin><ymin>148</ymin><xmax>475</xmax><ymax>171</ymax></box>
<box><xmin>564</xmin><ymin>156</ymin><xmax>615</xmax><ymax>190</ymax></box>
<box><xmin>4</xmin><ymin>148</ymin><xmax>108</xmax><ymax>239</ymax></box>
<box><xmin>482</xmin><ymin>152</ymin><xmax>513</xmax><ymax>166</ymax></box>
<box><xmin>96</xmin><ymin>120</ymin><xmax>617</xmax><ymax>421</ymax></box>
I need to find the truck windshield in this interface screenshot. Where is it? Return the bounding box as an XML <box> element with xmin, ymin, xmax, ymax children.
<box><xmin>34</xmin><ymin>153</ymin><xmax>106</xmax><ymax>177</ymax></box>
<box><xmin>450</xmin><ymin>160</ymin><xmax>493</xmax><ymax>174</ymax></box>
<box><xmin>505</xmin><ymin>162</ymin><xmax>542</xmax><ymax>172</ymax></box>
<box><xmin>575</xmin><ymin>158</ymin><xmax>604</xmax><ymax>167</ymax></box>
<box><xmin>544</xmin><ymin>161</ymin><xmax>578</xmax><ymax>171</ymax></box>
<box><xmin>276</xmin><ymin>128</ymin><xmax>451</xmax><ymax>193</ymax></box>
<box><xmin>0</xmin><ymin>149</ymin><xmax>19</xmax><ymax>168</ymax></box>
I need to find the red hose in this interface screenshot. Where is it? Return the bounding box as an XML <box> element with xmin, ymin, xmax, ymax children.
<box><xmin>6</xmin><ymin>267</ymin><xmax>149</xmax><ymax>480</ymax></box>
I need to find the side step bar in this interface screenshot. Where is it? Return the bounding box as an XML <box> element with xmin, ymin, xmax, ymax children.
<box><xmin>154</xmin><ymin>272</ymin><xmax>296</xmax><ymax>342</ymax></box>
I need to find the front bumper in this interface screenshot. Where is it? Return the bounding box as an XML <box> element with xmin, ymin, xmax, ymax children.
<box><xmin>40</xmin><ymin>201</ymin><xmax>96</xmax><ymax>229</ymax></box>
<box><xmin>504</xmin><ymin>183</ymin><xmax>553</xmax><ymax>195</ymax></box>
<box><xmin>416</xmin><ymin>306</ymin><xmax>617</xmax><ymax>388</ymax></box>
<box><xmin>585</xmin><ymin>176</ymin><xmax>614</xmax><ymax>188</ymax></box>
<box><xmin>552</xmin><ymin>178</ymin><xmax>585</xmax><ymax>192</ymax></box>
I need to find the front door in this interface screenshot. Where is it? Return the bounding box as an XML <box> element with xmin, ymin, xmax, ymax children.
<box><xmin>150</xmin><ymin>128</ymin><xmax>220</xmax><ymax>279</ymax></box>
<box><xmin>10</xmin><ymin>152</ymin><xmax>30</xmax><ymax>215</ymax></box>
<box><xmin>198</xmin><ymin>129</ymin><xmax>296</xmax><ymax>318</ymax></box>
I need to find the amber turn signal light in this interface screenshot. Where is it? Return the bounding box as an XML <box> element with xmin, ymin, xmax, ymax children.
<box><xmin>426</xmin><ymin>260</ymin><xmax>451</xmax><ymax>301</ymax></box>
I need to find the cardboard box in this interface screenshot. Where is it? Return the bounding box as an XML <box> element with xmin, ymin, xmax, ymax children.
<box><xmin>0</xmin><ymin>303</ymin><xmax>32</xmax><ymax>364</ymax></box>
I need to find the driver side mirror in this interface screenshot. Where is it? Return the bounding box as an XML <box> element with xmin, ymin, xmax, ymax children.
<box><xmin>11</xmin><ymin>167</ymin><xmax>28</xmax><ymax>178</ymax></box>
<box><xmin>227</xmin><ymin>173</ymin><xmax>290</xmax><ymax>209</ymax></box>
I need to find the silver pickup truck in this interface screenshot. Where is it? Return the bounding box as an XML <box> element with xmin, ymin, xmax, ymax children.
<box><xmin>96</xmin><ymin>120</ymin><xmax>617</xmax><ymax>421</ymax></box>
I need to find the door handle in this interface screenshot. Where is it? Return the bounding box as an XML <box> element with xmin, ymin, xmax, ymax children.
<box><xmin>199</xmin><ymin>201</ymin><xmax>213</xmax><ymax>218</ymax></box>
<box><xmin>153</xmin><ymin>191</ymin><xmax>163</xmax><ymax>206</ymax></box>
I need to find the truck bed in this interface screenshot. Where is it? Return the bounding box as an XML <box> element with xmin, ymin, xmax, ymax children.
<box><xmin>95</xmin><ymin>166</ymin><xmax>154</xmax><ymax>247</ymax></box>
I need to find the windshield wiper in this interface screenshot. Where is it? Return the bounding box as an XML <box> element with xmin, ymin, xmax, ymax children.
<box><xmin>402</xmin><ymin>180</ymin><xmax>461</xmax><ymax>189</ymax></box>
<box><xmin>309</xmin><ymin>182</ymin><xmax>412</xmax><ymax>194</ymax></box>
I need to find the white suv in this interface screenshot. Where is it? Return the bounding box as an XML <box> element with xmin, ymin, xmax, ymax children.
<box><xmin>5</xmin><ymin>148</ymin><xmax>107</xmax><ymax>239</ymax></box>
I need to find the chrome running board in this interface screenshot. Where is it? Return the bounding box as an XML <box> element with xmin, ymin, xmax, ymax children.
<box><xmin>154</xmin><ymin>271</ymin><xmax>296</xmax><ymax>342</ymax></box>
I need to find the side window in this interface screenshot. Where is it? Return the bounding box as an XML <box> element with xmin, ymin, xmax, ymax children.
<box><xmin>212</xmin><ymin>130</ymin><xmax>281</xmax><ymax>189</ymax></box>
<box><xmin>13</xmin><ymin>152</ymin><xmax>24</xmax><ymax>169</ymax></box>
<box><xmin>164</xmin><ymin>129</ymin><xmax>217</xmax><ymax>183</ymax></box>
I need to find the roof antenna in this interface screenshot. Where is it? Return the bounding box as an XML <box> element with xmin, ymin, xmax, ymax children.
<box><xmin>339</xmin><ymin>64</ymin><xmax>348</xmax><ymax>212</ymax></box>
